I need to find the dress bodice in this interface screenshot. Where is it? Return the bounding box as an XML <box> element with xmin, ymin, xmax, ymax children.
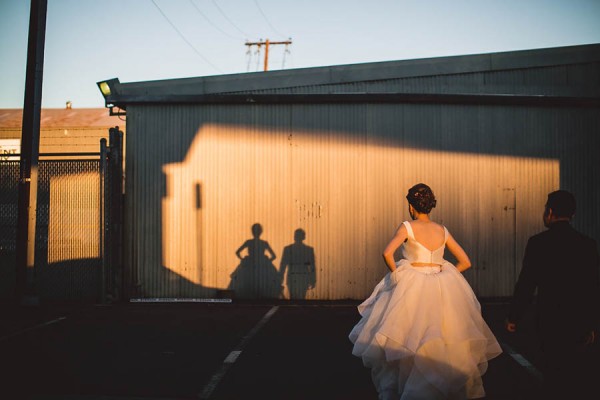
<box><xmin>401</xmin><ymin>221</ymin><xmax>447</xmax><ymax>265</ymax></box>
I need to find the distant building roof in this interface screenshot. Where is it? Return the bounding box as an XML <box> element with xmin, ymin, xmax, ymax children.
<box><xmin>0</xmin><ymin>108</ymin><xmax>122</xmax><ymax>129</ymax></box>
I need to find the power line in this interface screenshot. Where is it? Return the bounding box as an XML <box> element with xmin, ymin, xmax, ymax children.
<box><xmin>253</xmin><ymin>0</ymin><xmax>287</xmax><ymax>39</ymax></box>
<box><xmin>281</xmin><ymin>44</ymin><xmax>290</xmax><ymax>69</ymax></box>
<box><xmin>246</xmin><ymin>46</ymin><xmax>252</xmax><ymax>72</ymax></box>
<box><xmin>151</xmin><ymin>0</ymin><xmax>222</xmax><ymax>72</ymax></box>
<box><xmin>211</xmin><ymin>0</ymin><xmax>249</xmax><ymax>38</ymax></box>
<box><xmin>189</xmin><ymin>0</ymin><xmax>241</xmax><ymax>41</ymax></box>
<box><xmin>255</xmin><ymin>46</ymin><xmax>261</xmax><ymax>71</ymax></box>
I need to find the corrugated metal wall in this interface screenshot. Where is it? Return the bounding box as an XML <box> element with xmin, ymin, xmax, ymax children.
<box><xmin>125</xmin><ymin>102</ymin><xmax>599</xmax><ymax>299</ymax></box>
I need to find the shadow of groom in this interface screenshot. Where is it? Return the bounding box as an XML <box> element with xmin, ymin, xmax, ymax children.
<box><xmin>280</xmin><ymin>229</ymin><xmax>316</xmax><ymax>300</ymax></box>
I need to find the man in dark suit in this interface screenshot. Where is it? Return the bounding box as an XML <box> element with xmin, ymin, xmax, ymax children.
<box><xmin>506</xmin><ymin>190</ymin><xmax>600</xmax><ymax>399</ymax></box>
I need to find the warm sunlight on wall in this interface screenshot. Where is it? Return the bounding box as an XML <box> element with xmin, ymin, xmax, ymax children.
<box><xmin>160</xmin><ymin>124</ymin><xmax>559</xmax><ymax>298</ymax></box>
<box><xmin>48</xmin><ymin>172</ymin><xmax>100</xmax><ymax>263</ymax></box>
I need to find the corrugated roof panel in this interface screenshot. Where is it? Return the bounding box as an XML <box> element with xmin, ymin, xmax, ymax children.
<box><xmin>114</xmin><ymin>44</ymin><xmax>600</xmax><ymax>97</ymax></box>
<box><xmin>0</xmin><ymin>108</ymin><xmax>123</xmax><ymax>129</ymax></box>
<box><xmin>227</xmin><ymin>62</ymin><xmax>600</xmax><ymax>97</ymax></box>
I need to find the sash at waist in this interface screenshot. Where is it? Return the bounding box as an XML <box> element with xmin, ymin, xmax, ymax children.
<box><xmin>409</xmin><ymin>265</ymin><xmax>442</xmax><ymax>274</ymax></box>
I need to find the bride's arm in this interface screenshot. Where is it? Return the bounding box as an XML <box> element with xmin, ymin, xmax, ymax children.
<box><xmin>445</xmin><ymin>232</ymin><xmax>472</xmax><ymax>272</ymax></box>
<box><xmin>382</xmin><ymin>224</ymin><xmax>408</xmax><ymax>272</ymax></box>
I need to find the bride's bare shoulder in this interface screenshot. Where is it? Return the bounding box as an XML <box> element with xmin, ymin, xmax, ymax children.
<box><xmin>432</xmin><ymin>221</ymin><xmax>446</xmax><ymax>231</ymax></box>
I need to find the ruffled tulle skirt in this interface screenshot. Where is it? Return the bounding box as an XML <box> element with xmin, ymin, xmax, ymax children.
<box><xmin>349</xmin><ymin>260</ymin><xmax>502</xmax><ymax>400</ymax></box>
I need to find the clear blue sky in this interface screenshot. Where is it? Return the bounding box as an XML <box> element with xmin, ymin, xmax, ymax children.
<box><xmin>1</xmin><ymin>0</ymin><xmax>599</xmax><ymax>109</ymax></box>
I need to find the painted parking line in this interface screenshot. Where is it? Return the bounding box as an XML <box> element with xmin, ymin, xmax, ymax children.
<box><xmin>0</xmin><ymin>316</ymin><xmax>67</xmax><ymax>342</ymax></box>
<box><xmin>130</xmin><ymin>298</ymin><xmax>233</xmax><ymax>303</ymax></box>
<box><xmin>198</xmin><ymin>305</ymin><xmax>279</xmax><ymax>399</ymax></box>
<box><xmin>500</xmin><ymin>341</ymin><xmax>543</xmax><ymax>381</ymax></box>
<box><xmin>223</xmin><ymin>350</ymin><xmax>242</xmax><ymax>364</ymax></box>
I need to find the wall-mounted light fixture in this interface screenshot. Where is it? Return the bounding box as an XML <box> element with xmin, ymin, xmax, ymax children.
<box><xmin>96</xmin><ymin>78</ymin><xmax>125</xmax><ymax>116</ymax></box>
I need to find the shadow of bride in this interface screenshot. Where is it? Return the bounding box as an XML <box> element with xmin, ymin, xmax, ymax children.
<box><xmin>228</xmin><ymin>223</ymin><xmax>282</xmax><ymax>299</ymax></box>
<box><xmin>280</xmin><ymin>229</ymin><xmax>316</xmax><ymax>300</ymax></box>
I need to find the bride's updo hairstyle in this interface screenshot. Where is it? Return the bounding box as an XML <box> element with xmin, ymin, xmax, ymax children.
<box><xmin>406</xmin><ymin>183</ymin><xmax>437</xmax><ymax>214</ymax></box>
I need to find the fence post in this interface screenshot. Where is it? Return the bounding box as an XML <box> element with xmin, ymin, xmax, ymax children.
<box><xmin>99</xmin><ymin>138</ymin><xmax>108</xmax><ymax>304</ymax></box>
<box><xmin>108</xmin><ymin>126</ymin><xmax>124</xmax><ymax>301</ymax></box>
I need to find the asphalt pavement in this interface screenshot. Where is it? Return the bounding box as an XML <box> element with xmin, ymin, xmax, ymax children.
<box><xmin>0</xmin><ymin>299</ymin><xmax>588</xmax><ymax>400</ymax></box>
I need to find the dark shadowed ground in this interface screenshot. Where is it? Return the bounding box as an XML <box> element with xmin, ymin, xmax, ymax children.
<box><xmin>1</xmin><ymin>299</ymin><xmax>595</xmax><ymax>400</ymax></box>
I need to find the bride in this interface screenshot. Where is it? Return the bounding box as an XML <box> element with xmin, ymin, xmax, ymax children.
<box><xmin>349</xmin><ymin>183</ymin><xmax>502</xmax><ymax>400</ymax></box>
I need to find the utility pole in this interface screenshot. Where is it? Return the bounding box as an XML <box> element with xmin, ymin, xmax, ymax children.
<box><xmin>16</xmin><ymin>0</ymin><xmax>47</xmax><ymax>305</ymax></box>
<box><xmin>245</xmin><ymin>38</ymin><xmax>292</xmax><ymax>71</ymax></box>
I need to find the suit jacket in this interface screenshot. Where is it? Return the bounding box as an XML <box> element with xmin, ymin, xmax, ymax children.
<box><xmin>508</xmin><ymin>221</ymin><xmax>600</xmax><ymax>344</ymax></box>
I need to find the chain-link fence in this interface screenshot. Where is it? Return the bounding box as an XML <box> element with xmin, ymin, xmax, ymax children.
<box><xmin>0</xmin><ymin>160</ymin><xmax>19</xmax><ymax>299</ymax></box>
<box><xmin>1</xmin><ymin>127</ymin><xmax>124</xmax><ymax>303</ymax></box>
<box><xmin>38</xmin><ymin>160</ymin><xmax>102</xmax><ymax>300</ymax></box>
<box><xmin>0</xmin><ymin>159</ymin><xmax>102</xmax><ymax>301</ymax></box>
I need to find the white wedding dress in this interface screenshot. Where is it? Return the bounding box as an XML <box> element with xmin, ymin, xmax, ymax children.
<box><xmin>349</xmin><ymin>221</ymin><xmax>502</xmax><ymax>400</ymax></box>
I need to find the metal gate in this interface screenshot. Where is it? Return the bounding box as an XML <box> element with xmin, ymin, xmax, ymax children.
<box><xmin>0</xmin><ymin>127</ymin><xmax>123</xmax><ymax>302</ymax></box>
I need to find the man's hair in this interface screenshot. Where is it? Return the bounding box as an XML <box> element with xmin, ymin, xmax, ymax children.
<box><xmin>546</xmin><ymin>190</ymin><xmax>576</xmax><ymax>218</ymax></box>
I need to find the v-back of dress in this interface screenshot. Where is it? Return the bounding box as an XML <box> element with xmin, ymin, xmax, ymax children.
<box><xmin>401</xmin><ymin>221</ymin><xmax>447</xmax><ymax>265</ymax></box>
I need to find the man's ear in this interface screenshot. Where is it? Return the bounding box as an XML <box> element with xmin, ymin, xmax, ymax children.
<box><xmin>546</xmin><ymin>207</ymin><xmax>554</xmax><ymax>219</ymax></box>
